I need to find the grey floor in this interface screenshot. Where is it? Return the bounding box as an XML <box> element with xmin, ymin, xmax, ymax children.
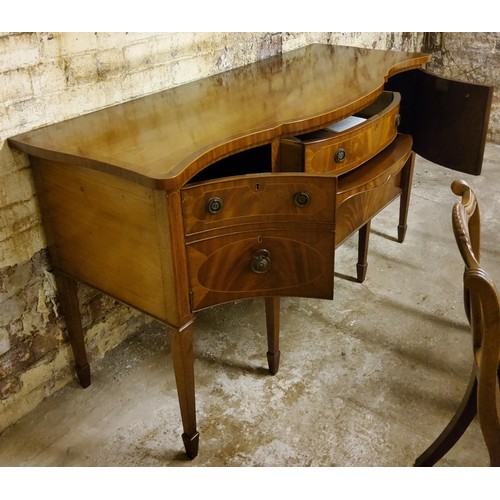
<box><xmin>1</xmin><ymin>144</ymin><xmax>499</xmax><ymax>467</ymax></box>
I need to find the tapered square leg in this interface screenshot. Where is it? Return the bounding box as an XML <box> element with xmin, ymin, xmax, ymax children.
<box><xmin>357</xmin><ymin>221</ymin><xmax>371</xmax><ymax>283</ymax></box>
<box><xmin>398</xmin><ymin>152</ymin><xmax>415</xmax><ymax>243</ymax></box>
<box><xmin>265</xmin><ymin>297</ymin><xmax>281</xmax><ymax>375</ymax></box>
<box><xmin>170</xmin><ymin>322</ymin><xmax>199</xmax><ymax>459</ymax></box>
<box><xmin>54</xmin><ymin>272</ymin><xmax>91</xmax><ymax>388</ymax></box>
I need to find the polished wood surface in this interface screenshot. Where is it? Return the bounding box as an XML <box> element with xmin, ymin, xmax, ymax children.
<box><xmin>265</xmin><ymin>297</ymin><xmax>281</xmax><ymax>375</ymax></box>
<box><xmin>415</xmin><ymin>180</ymin><xmax>500</xmax><ymax>467</ymax></box>
<box><xmin>335</xmin><ymin>134</ymin><xmax>412</xmax><ymax>246</ymax></box>
<box><xmin>31</xmin><ymin>157</ymin><xmax>177</xmax><ymax>324</ymax></box>
<box><xmin>53</xmin><ymin>272</ymin><xmax>91</xmax><ymax>388</ymax></box>
<box><xmin>182</xmin><ymin>173</ymin><xmax>337</xmax><ymax>237</ymax></box>
<box><xmin>283</xmin><ymin>91</ymin><xmax>401</xmax><ymax>175</ymax></box>
<box><xmin>187</xmin><ymin>226</ymin><xmax>335</xmax><ymax>310</ymax></box>
<box><xmin>8</xmin><ymin>45</ymin><xmax>429</xmax><ymax>189</ymax></box>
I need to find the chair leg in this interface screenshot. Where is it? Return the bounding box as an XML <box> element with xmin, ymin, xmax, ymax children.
<box><xmin>486</xmin><ymin>365</ymin><xmax>500</xmax><ymax>466</ymax></box>
<box><xmin>414</xmin><ymin>368</ymin><xmax>477</xmax><ymax>466</ymax></box>
<box><xmin>356</xmin><ymin>221</ymin><xmax>371</xmax><ymax>283</ymax></box>
<box><xmin>265</xmin><ymin>297</ymin><xmax>280</xmax><ymax>375</ymax></box>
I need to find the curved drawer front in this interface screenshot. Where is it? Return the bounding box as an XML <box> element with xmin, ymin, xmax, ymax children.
<box><xmin>335</xmin><ymin>134</ymin><xmax>413</xmax><ymax>245</ymax></box>
<box><xmin>182</xmin><ymin>174</ymin><xmax>336</xmax><ymax>236</ymax></box>
<box><xmin>187</xmin><ymin>228</ymin><xmax>334</xmax><ymax>310</ymax></box>
<box><xmin>280</xmin><ymin>91</ymin><xmax>400</xmax><ymax>175</ymax></box>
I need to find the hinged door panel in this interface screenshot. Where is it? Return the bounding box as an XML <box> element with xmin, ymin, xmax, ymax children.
<box><xmin>385</xmin><ymin>69</ymin><xmax>493</xmax><ymax>175</ymax></box>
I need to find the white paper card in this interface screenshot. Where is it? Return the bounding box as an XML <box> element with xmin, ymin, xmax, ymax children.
<box><xmin>324</xmin><ymin>115</ymin><xmax>366</xmax><ymax>133</ymax></box>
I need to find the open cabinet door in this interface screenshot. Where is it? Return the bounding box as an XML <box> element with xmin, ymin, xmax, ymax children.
<box><xmin>386</xmin><ymin>69</ymin><xmax>493</xmax><ymax>175</ymax></box>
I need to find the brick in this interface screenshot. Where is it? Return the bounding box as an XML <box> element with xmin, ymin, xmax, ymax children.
<box><xmin>4</xmin><ymin>96</ymin><xmax>47</xmax><ymax>135</ymax></box>
<box><xmin>121</xmin><ymin>66</ymin><xmax>172</xmax><ymax>100</ymax></box>
<box><xmin>0</xmin><ymin>67</ymin><xmax>33</xmax><ymax>104</ymax></box>
<box><xmin>123</xmin><ymin>39</ymin><xmax>156</xmax><ymax>69</ymax></box>
<box><xmin>96</xmin><ymin>48</ymin><xmax>126</xmax><ymax>80</ymax></box>
<box><xmin>42</xmin><ymin>84</ymin><xmax>104</xmax><ymax>123</ymax></box>
<box><xmin>0</xmin><ymin>145</ymin><xmax>30</xmax><ymax>177</ymax></box>
<box><xmin>30</xmin><ymin>331</ymin><xmax>59</xmax><ymax>360</ymax></box>
<box><xmin>96</xmin><ymin>32</ymin><xmax>153</xmax><ymax>51</ymax></box>
<box><xmin>0</xmin><ymin>197</ymin><xmax>41</xmax><ymax>244</ymax></box>
<box><xmin>0</xmin><ymin>224</ymin><xmax>46</xmax><ymax>269</ymax></box>
<box><xmin>53</xmin><ymin>32</ymin><xmax>98</xmax><ymax>56</ymax></box>
<box><xmin>0</xmin><ymin>168</ymin><xmax>36</xmax><ymax>206</ymax></box>
<box><xmin>0</xmin><ymin>376</ymin><xmax>22</xmax><ymax>400</ymax></box>
<box><xmin>64</xmin><ymin>53</ymin><xmax>98</xmax><ymax>87</ymax></box>
<box><xmin>0</xmin><ymin>326</ymin><xmax>10</xmax><ymax>355</ymax></box>
<box><xmin>0</xmin><ymin>256</ymin><xmax>32</xmax><ymax>298</ymax></box>
<box><xmin>0</xmin><ymin>343</ymin><xmax>33</xmax><ymax>378</ymax></box>
<box><xmin>0</xmin><ymin>33</ymin><xmax>40</xmax><ymax>72</ymax></box>
<box><xmin>31</xmin><ymin>61</ymin><xmax>66</xmax><ymax>97</ymax></box>
<box><xmin>38</xmin><ymin>32</ymin><xmax>59</xmax><ymax>59</ymax></box>
<box><xmin>0</xmin><ymin>294</ymin><xmax>26</xmax><ymax>327</ymax></box>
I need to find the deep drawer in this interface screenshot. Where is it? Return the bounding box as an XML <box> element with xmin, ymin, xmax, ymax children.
<box><xmin>186</xmin><ymin>227</ymin><xmax>335</xmax><ymax>310</ymax></box>
<box><xmin>335</xmin><ymin>133</ymin><xmax>413</xmax><ymax>246</ymax></box>
<box><xmin>280</xmin><ymin>91</ymin><xmax>401</xmax><ymax>175</ymax></box>
<box><xmin>182</xmin><ymin>173</ymin><xmax>336</xmax><ymax>236</ymax></box>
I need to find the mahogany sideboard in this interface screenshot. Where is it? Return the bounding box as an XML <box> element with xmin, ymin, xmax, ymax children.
<box><xmin>8</xmin><ymin>44</ymin><xmax>492</xmax><ymax>459</ymax></box>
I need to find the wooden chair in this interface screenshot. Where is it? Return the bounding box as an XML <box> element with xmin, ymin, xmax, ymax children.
<box><xmin>415</xmin><ymin>180</ymin><xmax>500</xmax><ymax>467</ymax></box>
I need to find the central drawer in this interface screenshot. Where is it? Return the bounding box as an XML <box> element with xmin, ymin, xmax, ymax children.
<box><xmin>280</xmin><ymin>91</ymin><xmax>401</xmax><ymax>175</ymax></box>
<box><xmin>181</xmin><ymin>173</ymin><xmax>337</xmax><ymax>310</ymax></box>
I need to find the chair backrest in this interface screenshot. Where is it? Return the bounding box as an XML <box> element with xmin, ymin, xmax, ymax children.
<box><xmin>451</xmin><ymin>179</ymin><xmax>500</xmax><ymax>466</ymax></box>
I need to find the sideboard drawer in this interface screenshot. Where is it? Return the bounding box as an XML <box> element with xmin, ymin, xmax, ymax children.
<box><xmin>186</xmin><ymin>227</ymin><xmax>335</xmax><ymax>311</ymax></box>
<box><xmin>182</xmin><ymin>174</ymin><xmax>336</xmax><ymax>236</ymax></box>
<box><xmin>280</xmin><ymin>91</ymin><xmax>400</xmax><ymax>175</ymax></box>
<box><xmin>335</xmin><ymin>133</ymin><xmax>413</xmax><ymax>246</ymax></box>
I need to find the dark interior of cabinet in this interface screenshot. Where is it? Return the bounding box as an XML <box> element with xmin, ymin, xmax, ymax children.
<box><xmin>188</xmin><ymin>144</ymin><xmax>272</xmax><ymax>183</ymax></box>
<box><xmin>385</xmin><ymin>69</ymin><xmax>492</xmax><ymax>175</ymax></box>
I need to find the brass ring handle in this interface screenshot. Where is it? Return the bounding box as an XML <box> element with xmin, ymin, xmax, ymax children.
<box><xmin>206</xmin><ymin>196</ymin><xmax>223</xmax><ymax>214</ymax></box>
<box><xmin>294</xmin><ymin>191</ymin><xmax>311</xmax><ymax>207</ymax></box>
<box><xmin>250</xmin><ymin>249</ymin><xmax>271</xmax><ymax>274</ymax></box>
<box><xmin>334</xmin><ymin>147</ymin><xmax>346</xmax><ymax>163</ymax></box>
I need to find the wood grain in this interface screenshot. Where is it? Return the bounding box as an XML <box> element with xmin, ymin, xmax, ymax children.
<box><xmin>31</xmin><ymin>157</ymin><xmax>174</xmax><ymax>323</ymax></box>
<box><xmin>335</xmin><ymin>134</ymin><xmax>412</xmax><ymax>246</ymax></box>
<box><xmin>281</xmin><ymin>91</ymin><xmax>401</xmax><ymax>175</ymax></box>
<box><xmin>9</xmin><ymin>45</ymin><xmax>429</xmax><ymax>189</ymax></box>
<box><xmin>187</xmin><ymin>227</ymin><xmax>335</xmax><ymax>310</ymax></box>
<box><xmin>182</xmin><ymin>173</ymin><xmax>336</xmax><ymax>237</ymax></box>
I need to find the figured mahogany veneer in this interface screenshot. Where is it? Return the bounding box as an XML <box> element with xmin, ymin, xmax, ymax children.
<box><xmin>335</xmin><ymin>134</ymin><xmax>413</xmax><ymax>246</ymax></box>
<box><xmin>8</xmin><ymin>43</ymin><xmax>493</xmax><ymax>461</ymax></box>
<box><xmin>281</xmin><ymin>91</ymin><xmax>401</xmax><ymax>175</ymax></box>
<box><xmin>182</xmin><ymin>173</ymin><xmax>336</xmax><ymax>237</ymax></box>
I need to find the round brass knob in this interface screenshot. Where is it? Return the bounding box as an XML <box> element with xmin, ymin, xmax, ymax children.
<box><xmin>206</xmin><ymin>196</ymin><xmax>223</xmax><ymax>214</ymax></box>
<box><xmin>334</xmin><ymin>147</ymin><xmax>346</xmax><ymax>163</ymax></box>
<box><xmin>250</xmin><ymin>249</ymin><xmax>271</xmax><ymax>274</ymax></box>
<box><xmin>294</xmin><ymin>191</ymin><xmax>311</xmax><ymax>207</ymax></box>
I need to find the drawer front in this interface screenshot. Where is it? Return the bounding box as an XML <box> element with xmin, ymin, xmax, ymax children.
<box><xmin>187</xmin><ymin>228</ymin><xmax>334</xmax><ymax>310</ymax></box>
<box><xmin>335</xmin><ymin>134</ymin><xmax>412</xmax><ymax>245</ymax></box>
<box><xmin>182</xmin><ymin>174</ymin><xmax>336</xmax><ymax>236</ymax></box>
<box><xmin>281</xmin><ymin>91</ymin><xmax>400</xmax><ymax>175</ymax></box>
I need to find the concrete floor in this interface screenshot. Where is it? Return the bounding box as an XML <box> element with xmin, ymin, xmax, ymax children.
<box><xmin>1</xmin><ymin>144</ymin><xmax>499</xmax><ymax>467</ymax></box>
